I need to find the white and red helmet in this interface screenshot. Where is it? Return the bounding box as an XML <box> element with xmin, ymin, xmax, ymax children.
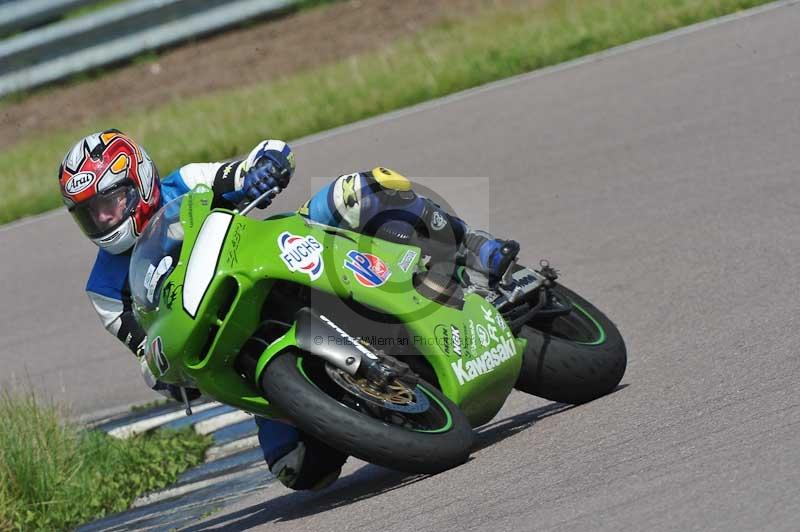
<box><xmin>59</xmin><ymin>130</ymin><xmax>160</xmax><ymax>254</ymax></box>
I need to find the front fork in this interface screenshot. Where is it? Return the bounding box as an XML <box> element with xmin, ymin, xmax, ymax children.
<box><xmin>294</xmin><ymin>308</ymin><xmax>417</xmax><ymax>389</ymax></box>
<box><xmin>238</xmin><ymin>307</ymin><xmax>405</xmax><ymax>391</ymax></box>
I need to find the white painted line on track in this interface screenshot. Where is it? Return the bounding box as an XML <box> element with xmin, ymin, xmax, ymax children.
<box><xmin>107</xmin><ymin>487</ymin><xmax>267</xmax><ymax>532</ymax></box>
<box><xmin>131</xmin><ymin>463</ymin><xmax>267</xmax><ymax>508</ymax></box>
<box><xmin>107</xmin><ymin>401</ymin><xmax>221</xmax><ymax>439</ymax></box>
<box><xmin>194</xmin><ymin>410</ymin><xmax>253</xmax><ymax>435</ymax></box>
<box><xmin>205</xmin><ymin>435</ymin><xmax>261</xmax><ymax>461</ymax></box>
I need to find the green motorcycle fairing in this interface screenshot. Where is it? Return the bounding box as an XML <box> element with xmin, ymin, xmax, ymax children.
<box><xmin>132</xmin><ymin>188</ymin><xmax>525</xmax><ymax>427</ymax></box>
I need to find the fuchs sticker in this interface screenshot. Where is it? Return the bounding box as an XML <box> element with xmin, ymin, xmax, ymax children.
<box><xmin>451</xmin><ymin>335</ymin><xmax>516</xmax><ymax>385</ymax></box>
<box><xmin>345</xmin><ymin>250</ymin><xmax>391</xmax><ymax>287</ymax></box>
<box><xmin>64</xmin><ymin>172</ymin><xmax>96</xmax><ymax>195</ymax></box>
<box><xmin>278</xmin><ymin>232</ymin><xmax>324</xmax><ymax>281</ymax></box>
<box><xmin>150</xmin><ymin>336</ymin><xmax>169</xmax><ymax>376</ymax></box>
<box><xmin>397</xmin><ymin>249</ymin><xmax>417</xmax><ymax>272</ymax></box>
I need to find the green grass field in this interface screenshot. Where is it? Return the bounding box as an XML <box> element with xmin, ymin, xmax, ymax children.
<box><xmin>0</xmin><ymin>391</ymin><xmax>211</xmax><ymax>531</ymax></box>
<box><xmin>0</xmin><ymin>0</ymin><xmax>774</xmax><ymax>224</ymax></box>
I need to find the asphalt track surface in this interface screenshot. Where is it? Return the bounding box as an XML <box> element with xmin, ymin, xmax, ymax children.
<box><xmin>2</xmin><ymin>1</ymin><xmax>800</xmax><ymax>529</ymax></box>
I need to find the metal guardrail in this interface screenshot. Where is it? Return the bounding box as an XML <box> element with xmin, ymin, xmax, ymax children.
<box><xmin>0</xmin><ymin>0</ymin><xmax>99</xmax><ymax>37</ymax></box>
<box><xmin>0</xmin><ymin>0</ymin><xmax>298</xmax><ymax>98</ymax></box>
<box><xmin>2</xmin><ymin>0</ymin><xmax>229</xmax><ymax>75</ymax></box>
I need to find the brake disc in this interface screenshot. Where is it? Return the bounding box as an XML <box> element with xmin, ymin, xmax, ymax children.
<box><xmin>324</xmin><ymin>364</ymin><xmax>430</xmax><ymax>414</ymax></box>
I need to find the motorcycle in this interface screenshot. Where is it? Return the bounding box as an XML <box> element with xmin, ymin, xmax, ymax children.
<box><xmin>130</xmin><ymin>184</ymin><xmax>626</xmax><ymax>474</ymax></box>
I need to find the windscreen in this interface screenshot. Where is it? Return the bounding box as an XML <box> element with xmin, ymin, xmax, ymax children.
<box><xmin>129</xmin><ymin>196</ymin><xmax>185</xmax><ymax>311</ymax></box>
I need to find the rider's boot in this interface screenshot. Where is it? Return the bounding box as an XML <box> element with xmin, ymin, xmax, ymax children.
<box><xmin>463</xmin><ymin>230</ymin><xmax>520</xmax><ymax>283</ymax></box>
<box><xmin>255</xmin><ymin>416</ymin><xmax>346</xmax><ymax>491</ymax></box>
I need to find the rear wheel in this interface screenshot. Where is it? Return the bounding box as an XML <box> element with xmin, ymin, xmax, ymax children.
<box><xmin>514</xmin><ymin>283</ymin><xmax>626</xmax><ymax>404</ymax></box>
<box><xmin>261</xmin><ymin>351</ymin><xmax>474</xmax><ymax>474</ymax></box>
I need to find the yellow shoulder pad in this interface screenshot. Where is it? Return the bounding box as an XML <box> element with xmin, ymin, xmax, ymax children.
<box><xmin>372</xmin><ymin>167</ymin><xmax>412</xmax><ymax>191</ymax></box>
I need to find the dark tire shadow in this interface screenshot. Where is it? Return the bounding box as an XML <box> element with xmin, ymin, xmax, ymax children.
<box><xmin>183</xmin><ymin>391</ymin><xmax>616</xmax><ymax>531</ymax></box>
<box><xmin>182</xmin><ymin>463</ymin><xmax>424</xmax><ymax>531</ymax></box>
<box><xmin>472</xmin><ymin>383</ymin><xmax>628</xmax><ymax>452</ymax></box>
<box><xmin>471</xmin><ymin>401</ymin><xmax>574</xmax><ymax>452</ymax></box>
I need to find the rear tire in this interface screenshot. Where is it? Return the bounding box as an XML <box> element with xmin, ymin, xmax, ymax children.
<box><xmin>262</xmin><ymin>351</ymin><xmax>474</xmax><ymax>474</ymax></box>
<box><xmin>514</xmin><ymin>283</ymin><xmax>626</xmax><ymax>404</ymax></box>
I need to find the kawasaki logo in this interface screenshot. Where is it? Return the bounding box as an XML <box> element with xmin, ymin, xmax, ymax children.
<box><xmin>451</xmin><ymin>336</ymin><xmax>516</xmax><ymax>385</ymax></box>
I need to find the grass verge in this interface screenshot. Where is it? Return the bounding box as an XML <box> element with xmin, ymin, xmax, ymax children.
<box><xmin>0</xmin><ymin>0</ymin><xmax>775</xmax><ymax>224</ymax></box>
<box><xmin>64</xmin><ymin>0</ymin><xmax>129</xmax><ymax>20</ymax></box>
<box><xmin>129</xmin><ymin>397</ymin><xmax>170</xmax><ymax>412</ymax></box>
<box><xmin>0</xmin><ymin>391</ymin><xmax>211</xmax><ymax>531</ymax></box>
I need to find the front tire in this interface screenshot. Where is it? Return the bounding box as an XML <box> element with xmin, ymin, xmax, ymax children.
<box><xmin>514</xmin><ymin>283</ymin><xmax>627</xmax><ymax>404</ymax></box>
<box><xmin>261</xmin><ymin>351</ymin><xmax>474</xmax><ymax>474</ymax></box>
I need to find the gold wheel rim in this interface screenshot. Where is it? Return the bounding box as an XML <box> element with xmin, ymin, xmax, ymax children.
<box><xmin>340</xmin><ymin>373</ymin><xmax>415</xmax><ymax>405</ymax></box>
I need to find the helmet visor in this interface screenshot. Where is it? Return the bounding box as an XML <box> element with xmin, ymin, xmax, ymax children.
<box><xmin>70</xmin><ymin>184</ymin><xmax>139</xmax><ymax>238</ymax></box>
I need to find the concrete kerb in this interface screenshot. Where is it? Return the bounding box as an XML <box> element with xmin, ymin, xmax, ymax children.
<box><xmin>90</xmin><ymin>399</ymin><xmax>265</xmax><ymax>507</ymax></box>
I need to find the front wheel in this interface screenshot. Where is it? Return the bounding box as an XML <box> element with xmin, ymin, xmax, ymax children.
<box><xmin>514</xmin><ymin>283</ymin><xmax>627</xmax><ymax>404</ymax></box>
<box><xmin>261</xmin><ymin>351</ymin><xmax>474</xmax><ymax>474</ymax></box>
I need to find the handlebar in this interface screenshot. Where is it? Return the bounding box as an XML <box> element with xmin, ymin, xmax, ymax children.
<box><xmin>236</xmin><ymin>185</ymin><xmax>282</xmax><ymax>216</ymax></box>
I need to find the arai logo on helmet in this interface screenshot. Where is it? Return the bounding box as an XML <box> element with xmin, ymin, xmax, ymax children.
<box><xmin>278</xmin><ymin>232</ymin><xmax>324</xmax><ymax>281</ymax></box>
<box><xmin>64</xmin><ymin>172</ymin><xmax>96</xmax><ymax>195</ymax></box>
<box><xmin>344</xmin><ymin>250</ymin><xmax>391</xmax><ymax>287</ymax></box>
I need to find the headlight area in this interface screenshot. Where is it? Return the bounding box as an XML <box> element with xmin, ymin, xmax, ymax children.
<box><xmin>183</xmin><ymin>212</ymin><xmax>233</xmax><ymax>318</ymax></box>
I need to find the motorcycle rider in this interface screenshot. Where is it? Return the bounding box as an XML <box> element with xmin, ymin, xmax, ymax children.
<box><xmin>59</xmin><ymin>129</ymin><xmax>518</xmax><ymax>490</ymax></box>
<box><xmin>299</xmin><ymin>166</ymin><xmax>520</xmax><ymax>278</ymax></box>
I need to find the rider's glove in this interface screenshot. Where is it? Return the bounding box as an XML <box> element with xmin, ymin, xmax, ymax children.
<box><xmin>139</xmin><ymin>353</ymin><xmax>201</xmax><ymax>403</ymax></box>
<box><xmin>240</xmin><ymin>140</ymin><xmax>295</xmax><ymax>208</ymax></box>
<box><xmin>242</xmin><ymin>159</ymin><xmax>282</xmax><ymax>207</ymax></box>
